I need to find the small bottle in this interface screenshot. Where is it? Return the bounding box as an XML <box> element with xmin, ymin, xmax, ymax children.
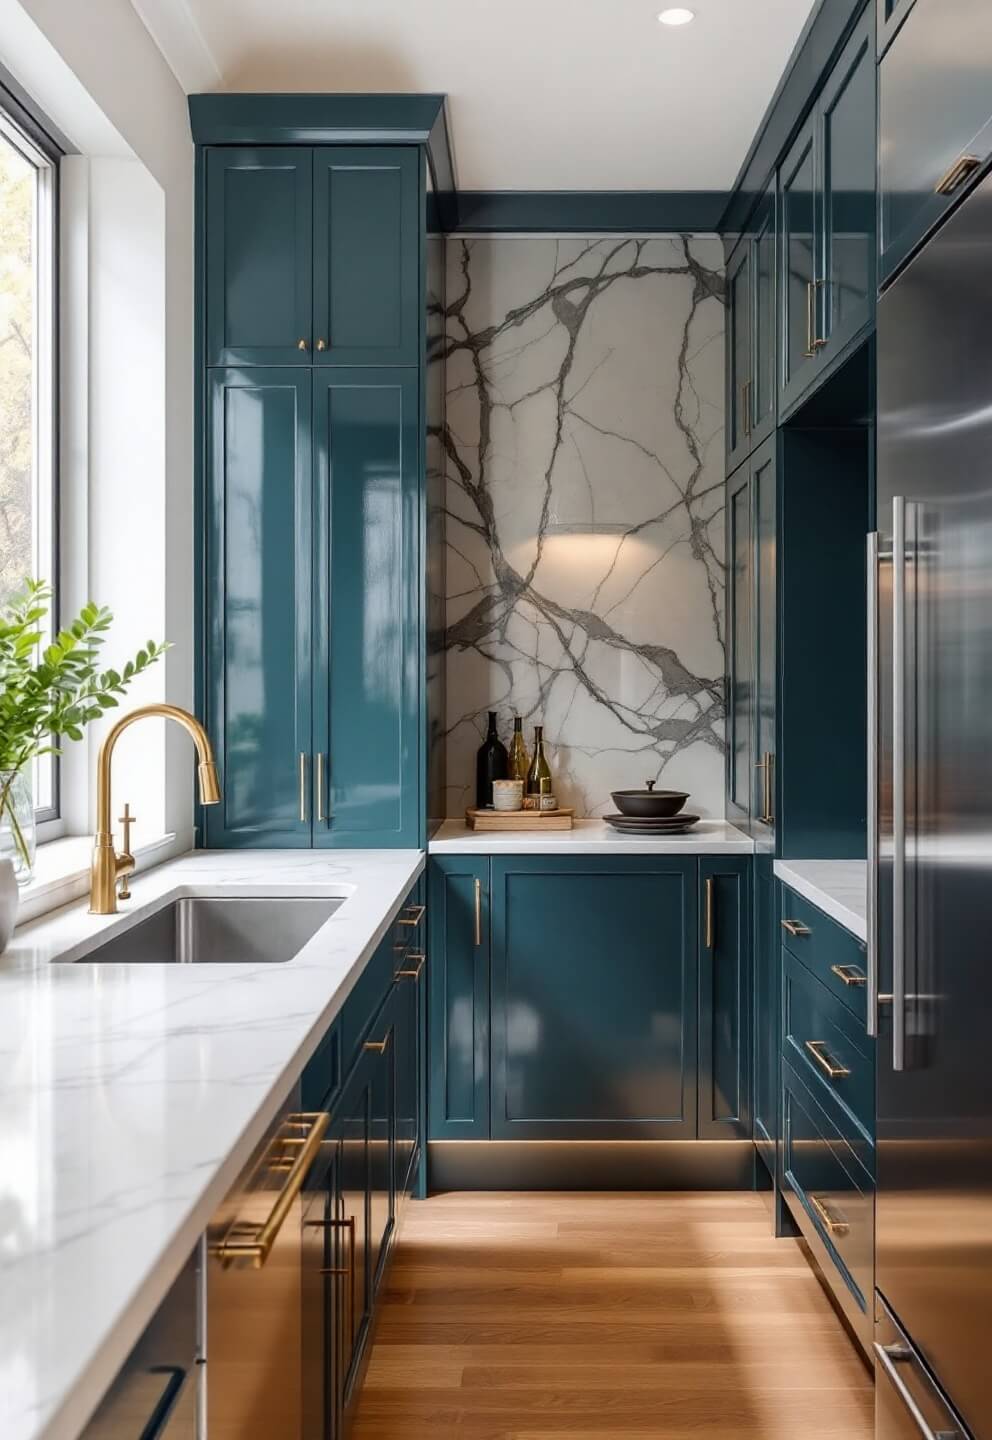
<box><xmin>526</xmin><ymin>725</ymin><xmax>553</xmax><ymax>797</ymax></box>
<box><xmin>475</xmin><ymin>711</ymin><xmax>508</xmax><ymax>809</ymax></box>
<box><xmin>508</xmin><ymin>715</ymin><xmax>530</xmax><ymax>784</ymax></box>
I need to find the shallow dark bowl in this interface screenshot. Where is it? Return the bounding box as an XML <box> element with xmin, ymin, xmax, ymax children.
<box><xmin>611</xmin><ymin>788</ymin><xmax>689</xmax><ymax>818</ymax></box>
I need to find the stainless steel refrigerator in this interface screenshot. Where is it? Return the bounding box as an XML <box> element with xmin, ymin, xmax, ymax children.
<box><xmin>874</xmin><ymin>169</ymin><xmax>992</xmax><ymax>1440</ymax></box>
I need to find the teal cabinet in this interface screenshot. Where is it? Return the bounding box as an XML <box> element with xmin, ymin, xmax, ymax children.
<box><xmin>312</xmin><ymin>369</ymin><xmax>420</xmax><ymax>846</ymax></box>
<box><xmin>206</xmin><ymin>147</ymin><xmax>313</xmax><ymax>366</ymax></box>
<box><xmin>752</xmin><ymin>436</ymin><xmax>777</xmax><ymax>836</ymax></box>
<box><xmin>698</xmin><ymin>858</ymin><xmax>752</xmax><ymax>1140</ymax></box>
<box><xmin>880</xmin><ymin>0</ymin><xmax>992</xmax><ymax>283</ymax></box>
<box><xmin>204</xmin><ymin>369</ymin><xmax>313</xmax><ymax>847</ymax></box>
<box><xmin>428</xmin><ymin>856</ymin><xmax>490</xmax><ymax>1140</ymax></box>
<box><xmin>489</xmin><ymin>857</ymin><xmax>698</xmax><ymax>1140</ymax></box>
<box><xmin>725</xmin><ymin>177</ymin><xmax>776</xmax><ymax>474</ymax></box>
<box><xmin>331</xmin><ymin>1045</ymin><xmax>375</xmax><ymax>1408</ymax></box>
<box><xmin>313</xmin><ymin>147</ymin><xmax>419</xmax><ymax>367</ymax></box>
<box><xmin>752</xmin><ymin>855</ymin><xmax>779</xmax><ymax>1163</ymax></box>
<box><xmin>726</xmin><ymin>461</ymin><xmax>753</xmax><ymax>831</ymax></box>
<box><xmin>878</xmin><ymin>0</ymin><xmax>916</xmax><ymax>54</ymax></box>
<box><xmin>779</xmin><ymin>11</ymin><xmax>876</xmax><ymax>413</ymax></box>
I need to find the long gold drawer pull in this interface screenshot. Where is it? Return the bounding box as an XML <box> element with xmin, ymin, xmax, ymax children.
<box><xmin>313</xmin><ymin>1215</ymin><xmax>356</xmax><ymax>1342</ymax></box>
<box><xmin>805</xmin><ymin>1039</ymin><xmax>851</xmax><ymax>1079</ymax></box>
<box><xmin>211</xmin><ymin>1111</ymin><xmax>329</xmax><ymax>1268</ymax></box>
<box><xmin>474</xmin><ymin>877</ymin><xmax>482</xmax><ymax>947</ymax></box>
<box><xmin>705</xmin><ymin>876</ymin><xmax>715</xmax><ymax>950</ymax></box>
<box><xmin>935</xmin><ymin>154</ymin><xmax>980</xmax><ymax>196</ymax></box>
<box><xmin>398</xmin><ymin>904</ymin><xmax>426</xmax><ymax>928</ymax></box>
<box><xmin>781</xmin><ymin>918</ymin><xmax>811</xmax><ymax>938</ymax></box>
<box><xmin>810</xmin><ymin>1193</ymin><xmax>850</xmax><ymax>1237</ymax></box>
<box><xmin>831</xmin><ymin>963</ymin><xmax>867</xmax><ymax>987</ymax></box>
<box><xmin>299</xmin><ymin>753</ymin><xmax>308</xmax><ymax>824</ymax></box>
<box><xmin>364</xmin><ymin>1034</ymin><xmax>390</xmax><ymax>1053</ymax></box>
<box><xmin>315</xmin><ymin>752</ymin><xmax>325</xmax><ymax>823</ymax></box>
<box><xmin>396</xmin><ymin>952</ymin><xmax>425</xmax><ymax>979</ymax></box>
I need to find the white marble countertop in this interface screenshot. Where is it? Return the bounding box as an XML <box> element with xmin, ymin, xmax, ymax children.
<box><xmin>430</xmin><ymin>818</ymin><xmax>754</xmax><ymax>854</ymax></box>
<box><xmin>0</xmin><ymin>848</ymin><xmax>424</xmax><ymax>1440</ymax></box>
<box><xmin>774</xmin><ymin>859</ymin><xmax>868</xmax><ymax>941</ymax></box>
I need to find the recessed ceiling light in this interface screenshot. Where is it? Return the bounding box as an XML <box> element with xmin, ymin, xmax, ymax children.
<box><xmin>658</xmin><ymin>7</ymin><xmax>695</xmax><ymax>24</ymax></box>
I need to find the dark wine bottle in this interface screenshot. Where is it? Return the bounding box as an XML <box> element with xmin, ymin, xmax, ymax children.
<box><xmin>475</xmin><ymin>711</ymin><xmax>508</xmax><ymax>809</ymax></box>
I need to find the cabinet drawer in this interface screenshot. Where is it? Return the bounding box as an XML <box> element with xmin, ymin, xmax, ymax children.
<box><xmin>782</xmin><ymin>950</ymin><xmax>874</xmax><ymax>1162</ymax></box>
<box><xmin>779</xmin><ymin>886</ymin><xmax>868</xmax><ymax>1024</ymax></box>
<box><xmin>880</xmin><ymin>0</ymin><xmax>992</xmax><ymax>282</ymax></box>
<box><xmin>302</xmin><ymin>1018</ymin><xmax>341</xmax><ymax>1111</ymax></box>
<box><xmin>782</xmin><ymin>1060</ymin><xmax>873</xmax><ymax>1330</ymax></box>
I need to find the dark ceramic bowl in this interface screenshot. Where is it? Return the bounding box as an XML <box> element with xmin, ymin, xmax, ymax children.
<box><xmin>611</xmin><ymin>783</ymin><xmax>689</xmax><ymax>818</ymax></box>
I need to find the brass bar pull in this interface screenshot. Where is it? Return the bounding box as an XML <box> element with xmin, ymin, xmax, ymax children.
<box><xmin>474</xmin><ymin>877</ymin><xmax>482</xmax><ymax>947</ymax></box>
<box><xmin>804</xmin><ymin>279</ymin><xmax>817</xmax><ymax>358</ymax></box>
<box><xmin>315</xmin><ymin>752</ymin><xmax>325</xmax><ymax>824</ymax></box>
<box><xmin>935</xmin><ymin>154</ymin><xmax>980</xmax><ymax>196</ymax></box>
<box><xmin>810</xmin><ymin>1192</ymin><xmax>850</xmax><ymax>1237</ymax></box>
<box><xmin>318</xmin><ymin>1215</ymin><xmax>356</xmax><ymax>1345</ymax></box>
<box><xmin>754</xmin><ymin>753</ymin><xmax>774</xmax><ymax>825</ymax></box>
<box><xmin>705</xmin><ymin>876</ymin><xmax>715</xmax><ymax>950</ymax></box>
<box><xmin>781</xmin><ymin>918</ymin><xmax>811</xmax><ymax>939</ymax></box>
<box><xmin>804</xmin><ymin>1038</ymin><xmax>851</xmax><ymax>1079</ymax></box>
<box><xmin>396</xmin><ymin>952</ymin><xmax>425</xmax><ymax>980</ymax></box>
<box><xmin>812</xmin><ymin>277</ymin><xmax>827</xmax><ymax>350</ymax></box>
<box><xmin>297</xmin><ymin>337</ymin><xmax>309</xmax><ymax>351</ymax></box>
<box><xmin>299</xmin><ymin>752</ymin><xmax>308</xmax><ymax>824</ymax></box>
<box><xmin>741</xmin><ymin>380</ymin><xmax>752</xmax><ymax>439</ymax></box>
<box><xmin>210</xmin><ymin>1111</ymin><xmax>329</xmax><ymax>1267</ymax></box>
<box><xmin>316</xmin><ymin>338</ymin><xmax>328</xmax><ymax>351</ymax></box>
<box><xmin>398</xmin><ymin>904</ymin><xmax>426</xmax><ymax>928</ymax></box>
<box><xmin>831</xmin><ymin>963</ymin><xmax>867</xmax><ymax>988</ymax></box>
<box><xmin>364</xmin><ymin>1034</ymin><xmax>390</xmax><ymax>1053</ymax></box>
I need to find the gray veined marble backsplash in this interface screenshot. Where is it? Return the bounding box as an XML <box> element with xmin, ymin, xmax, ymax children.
<box><xmin>439</xmin><ymin>235</ymin><xmax>727</xmax><ymax>818</ymax></box>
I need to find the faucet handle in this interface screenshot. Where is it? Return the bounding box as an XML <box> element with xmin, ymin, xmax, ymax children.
<box><xmin>117</xmin><ymin>803</ymin><xmax>136</xmax><ymax>900</ymax></box>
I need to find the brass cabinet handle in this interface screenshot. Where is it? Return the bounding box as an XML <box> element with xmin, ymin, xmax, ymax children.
<box><xmin>210</xmin><ymin>1111</ymin><xmax>329</xmax><ymax>1267</ymax></box>
<box><xmin>803</xmin><ymin>280</ymin><xmax>827</xmax><ymax>358</ymax></box>
<box><xmin>935</xmin><ymin>154</ymin><xmax>980</xmax><ymax>196</ymax></box>
<box><xmin>315</xmin><ymin>752</ymin><xmax>325</xmax><ymax>823</ymax></box>
<box><xmin>831</xmin><ymin>963</ymin><xmax>867</xmax><ymax>987</ymax></box>
<box><xmin>395</xmin><ymin>951</ymin><xmax>425</xmax><ymax>980</ymax></box>
<box><xmin>804</xmin><ymin>1038</ymin><xmax>851</xmax><ymax>1079</ymax></box>
<box><xmin>809</xmin><ymin>1192</ymin><xmax>850</xmax><ymax>1237</ymax></box>
<box><xmin>705</xmin><ymin>876</ymin><xmax>715</xmax><ymax>950</ymax></box>
<box><xmin>316</xmin><ymin>338</ymin><xmax>328</xmax><ymax>351</ymax></box>
<box><xmin>398</xmin><ymin>904</ymin><xmax>426</xmax><ymax>928</ymax></box>
<box><xmin>297</xmin><ymin>337</ymin><xmax>309</xmax><ymax>351</ymax></box>
<box><xmin>781</xmin><ymin>918</ymin><xmax>811</xmax><ymax>938</ymax></box>
<box><xmin>314</xmin><ymin>1214</ymin><xmax>356</xmax><ymax>1343</ymax></box>
<box><xmin>741</xmin><ymin>380</ymin><xmax>752</xmax><ymax>439</ymax></box>
<box><xmin>299</xmin><ymin>752</ymin><xmax>308</xmax><ymax>824</ymax></box>
<box><xmin>754</xmin><ymin>752</ymin><xmax>774</xmax><ymax>825</ymax></box>
<box><xmin>364</xmin><ymin>1034</ymin><xmax>390</xmax><ymax>1053</ymax></box>
<box><xmin>474</xmin><ymin>877</ymin><xmax>482</xmax><ymax>947</ymax></box>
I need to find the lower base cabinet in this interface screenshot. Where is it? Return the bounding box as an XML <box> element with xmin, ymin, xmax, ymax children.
<box><xmin>429</xmin><ymin>855</ymin><xmax>751</xmax><ymax>1144</ymax></box>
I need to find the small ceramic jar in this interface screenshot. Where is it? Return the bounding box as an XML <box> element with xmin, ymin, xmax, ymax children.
<box><xmin>538</xmin><ymin>791</ymin><xmax>558</xmax><ymax>812</ymax></box>
<box><xmin>492</xmin><ymin>778</ymin><xmax>524</xmax><ymax>812</ymax></box>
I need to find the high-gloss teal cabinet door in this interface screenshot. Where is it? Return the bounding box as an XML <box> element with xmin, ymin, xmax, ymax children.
<box><xmin>820</xmin><ymin>12</ymin><xmax>875</xmax><ymax>360</ymax></box>
<box><xmin>725</xmin><ymin>238</ymin><xmax>752</xmax><ymax>475</ymax></box>
<box><xmin>428</xmin><ymin>857</ymin><xmax>490</xmax><ymax>1140</ymax></box>
<box><xmin>313</xmin><ymin>147</ymin><xmax>419</xmax><ymax>367</ymax></box>
<box><xmin>752</xmin><ymin>436</ymin><xmax>777</xmax><ymax>837</ymax></box>
<box><xmin>490</xmin><ymin>857</ymin><xmax>698</xmax><ymax>1140</ymax></box>
<box><xmin>726</xmin><ymin>462</ymin><xmax>753</xmax><ymax>831</ymax></box>
<box><xmin>698</xmin><ymin>857</ymin><xmax>751</xmax><ymax>1140</ymax></box>
<box><xmin>205</xmin><ymin>147</ymin><xmax>313</xmax><ymax>366</ymax></box>
<box><xmin>779</xmin><ymin>114</ymin><xmax>821</xmax><ymax>412</ymax></box>
<box><xmin>312</xmin><ymin>368</ymin><xmax>420</xmax><ymax>847</ymax></box>
<box><xmin>752</xmin><ymin>854</ymin><xmax>780</xmax><ymax>1168</ymax></box>
<box><xmin>751</xmin><ymin>177</ymin><xmax>777</xmax><ymax>449</ymax></box>
<box><xmin>204</xmin><ymin>369</ymin><xmax>312</xmax><ymax>847</ymax></box>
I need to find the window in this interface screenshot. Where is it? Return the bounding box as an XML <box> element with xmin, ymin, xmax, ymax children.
<box><xmin>0</xmin><ymin>88</ymin><xmax>59</xmax><ymax>822</ymax></box>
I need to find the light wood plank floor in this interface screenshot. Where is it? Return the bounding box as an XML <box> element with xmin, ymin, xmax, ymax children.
<box><xmin>352</xmin><ymin>1192</ymin><xmax>874</xmax><ymax>1440</ymax></box>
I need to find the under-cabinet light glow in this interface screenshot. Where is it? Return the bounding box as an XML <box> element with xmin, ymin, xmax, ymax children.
<box><xmin>658</xmin><ymin>7</ymin><xmax>695</xmax><ymax>25</ymax></box>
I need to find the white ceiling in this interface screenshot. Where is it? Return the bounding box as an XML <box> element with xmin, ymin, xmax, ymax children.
<box><xmin>130</xmin><ymin>0</ymin><xmax>819</xmax><ymax>191</ymax></box>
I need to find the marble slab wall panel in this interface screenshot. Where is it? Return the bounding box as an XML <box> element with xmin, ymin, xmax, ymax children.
<box><xmin>440</xmin><ymin>235</ymin><xmax>727</xmax><ymax>818</ymax></box>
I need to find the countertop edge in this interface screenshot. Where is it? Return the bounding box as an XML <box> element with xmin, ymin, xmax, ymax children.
<box><xmin>773</xmin><ymin>859</ymin><xmax>868</xmax><ymax>942</ymax></box>
<box><xmin>429</xmin><ymin>819</ymin><xmax>754</xmax><ymax>854</ymax></box>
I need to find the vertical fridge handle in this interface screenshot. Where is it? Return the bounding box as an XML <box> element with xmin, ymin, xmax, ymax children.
<box><xmin>892</xmin><ymin>497</ymin><xmax>907</xmax><ymax>1071</ymax></box>
<box><xmin>867</xmin><ymin>532</ymin><xmax>879</xmax><ymax>1037</ymax></box>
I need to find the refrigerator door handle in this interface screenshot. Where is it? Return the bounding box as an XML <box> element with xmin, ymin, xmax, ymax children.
<box><xmin>867</xmin><ymin>531</ymin><xmax>880</xmax><ymax>1037</ymax></box>
<box><xmin>874</xmin><ymin>1342</ymin><xmax>963</xmax><ymax>1440</ymax></box>
<box><xmin>892</xmin><ymin>496</ymin><xmax>907</xmax><ymax>1071</ymax></box>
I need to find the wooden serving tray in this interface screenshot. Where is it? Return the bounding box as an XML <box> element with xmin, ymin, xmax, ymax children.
<box><xmin>465</xmin><ymin>807</ymin><xmax>575</xmax><ymax>832</ymax></box>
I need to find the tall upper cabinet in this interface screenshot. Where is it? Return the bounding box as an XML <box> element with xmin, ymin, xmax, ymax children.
<box><xmin>191</xmin><ymin>98</ymin><xmax>449</xmax><ymax>849</ymax></box>
<box><xmin>726</xmin><ymin>177</ymin><xmax>776</xmax><ymax>473</ymax></box>
<box><xmin>779</xmin><ymin>8</ymin><xmax>876</xmax><ymax>414</ymax></box>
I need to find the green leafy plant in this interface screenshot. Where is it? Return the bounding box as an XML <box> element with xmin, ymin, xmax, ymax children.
<box><xmin>0</xmin><ymin>578</ymin><xmax>169</xmax><ymax>867</ymax></box>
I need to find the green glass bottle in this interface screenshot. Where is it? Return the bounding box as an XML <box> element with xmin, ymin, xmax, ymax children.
<box><xmin>508</xmin><ymin>715</ymin><xmax>530</xmax><ymax>784</ymax></box>
<box><xmin>526</xmin><ymin>725</ymin><xmax>552</xmax><ymax>795</ymax></box>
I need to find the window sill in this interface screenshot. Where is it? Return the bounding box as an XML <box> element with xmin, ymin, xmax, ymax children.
<box><xmin>16</xmin><ymin>832</ymin><xmax>184</xmax><ymax>927</ymax></box>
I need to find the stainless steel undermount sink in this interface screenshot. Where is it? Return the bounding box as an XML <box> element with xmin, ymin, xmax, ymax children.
<box><xmin>71</xmin><ymin>896</ymin><xmax>342</xmax><ymax>965</ymax></box>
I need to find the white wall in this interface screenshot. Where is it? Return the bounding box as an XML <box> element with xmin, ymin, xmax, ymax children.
<box><xmin>1</xmin><ymin>0</ymin><xmax>196</xmax><ymax>851</ymax></box>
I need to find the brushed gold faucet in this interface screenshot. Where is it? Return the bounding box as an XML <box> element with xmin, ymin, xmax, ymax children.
<box><xmin>90</xmin><ymin>703</ymin><xmax>221</xmax><ymax>914</ymax></box>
